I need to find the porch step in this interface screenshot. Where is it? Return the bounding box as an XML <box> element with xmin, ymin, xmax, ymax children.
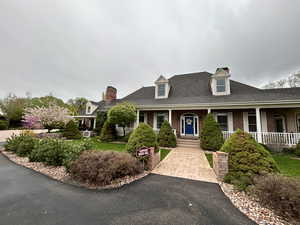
<box><xmin>177</xmin><ymin>138</ymin><xmax>200</xmax><ymax>148</ymax></box>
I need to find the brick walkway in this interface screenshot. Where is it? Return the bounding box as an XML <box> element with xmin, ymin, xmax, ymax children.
<box><xmin>152</xmin><ymin>147</ymin><xmax>217</xmax><ymax>183</ymax></box>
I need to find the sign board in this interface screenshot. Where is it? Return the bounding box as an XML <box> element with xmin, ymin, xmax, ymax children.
<box><xmin>136</xmin><ymin>147</ymin><xmax>150</xmax><ymax>157</ymax></box>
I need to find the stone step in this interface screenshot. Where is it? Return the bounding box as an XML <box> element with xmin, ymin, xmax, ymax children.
<box><xmin>177</xmin><ymin>142</ymin><xmax>200</xmax><ymax>148</ymax></box>
<box><xmin>177</xmin><ymin>144</ymin><xmax>200</xmax><ymax>148</ymax></box>
<box><xmin>177</xmin><ymin>139</ymin><xmax>200</xmax><ymax>144</ymax></box>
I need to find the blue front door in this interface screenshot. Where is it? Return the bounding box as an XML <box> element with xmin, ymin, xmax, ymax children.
<box><xmin>185</xmin><ymin>116</ymin><xmax>194</xmax><ymax>135</ymax></box>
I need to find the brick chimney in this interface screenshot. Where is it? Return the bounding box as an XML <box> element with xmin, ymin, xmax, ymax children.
<box><xmin>104</xmin><ymin>86</ymin><xmax>117</xmax><ymax>103</ymax></box>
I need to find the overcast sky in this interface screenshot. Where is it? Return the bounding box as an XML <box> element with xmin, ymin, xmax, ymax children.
<box><xmin>0</xmin><ymin>0</ymin><xmax>300</xmax><ymax>101</ymax></box>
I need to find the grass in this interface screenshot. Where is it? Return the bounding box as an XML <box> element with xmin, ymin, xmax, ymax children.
<box><xmin>160</xmin><ymin>149</ymin><xmax>171</xmax><ymax>160</ymax></box>
<box><xmin>272</xmin><ymin>153</ymin><xmax>300</xmax><ymax>177</ymax></box>
<box><xmin>205</xmin><ymin>153</ymin><xmax>213</xmax><ymax>167</ymax></box>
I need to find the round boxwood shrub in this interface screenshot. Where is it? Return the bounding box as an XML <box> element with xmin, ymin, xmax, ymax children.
<box><xmin>99</xmin><ymin>120</ymin><xmax>116</xmax><ymax>142</ymax></box>
<box><xmin>200</xmin><ymin>113</ymin><xmax>224</xmax><ymax>151</ymax></box>
<box><xmin>62</xmin><ymin>120</ymin><xmax>82</xmax><ymax>139</ymax></box>
<box><xmin>69</xmin><ymin>151</ymin><xmax>143</xmax><ymax>186</ymax></box>
<box><xmin>16</xmin><ymin>135</ymin><xmax>37</xmax><ymax>157</ymax></box>
<box><xmin>221</xmin><ymin>129</ymin><xmax>279</xmax><ymax>189</ymax></box>
<box><xmin>126</xmin><ymin>123</ymin><xmax>158</xmax><ymax>155</ymax></box>
<box><xmin>0</xmin><ymin>120</ymin><xmax>8</xmax><ymax>130</ymax></box>
<box><xmin>158</xmin><ymin>121</ymin><xmax>176</xmax><ymax>148</ymax></box>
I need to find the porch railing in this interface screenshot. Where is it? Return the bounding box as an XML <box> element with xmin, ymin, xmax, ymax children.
<box><xmin>223</xmin><ymin>131</ymin><xmax>300</xmax><ymax>146</ymax></box>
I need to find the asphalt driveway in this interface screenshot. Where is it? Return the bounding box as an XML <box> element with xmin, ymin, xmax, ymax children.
<box><xmin>0</xmin><ymin>154</ymin><xmax>256</xmax><ymax>225</ymax></box>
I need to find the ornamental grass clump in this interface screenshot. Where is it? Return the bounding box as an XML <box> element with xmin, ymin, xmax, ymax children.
<box><xmin>126</xmin><ymin>123</ymin><xmax>158</xmax><ymax>156</ymax></box>
<box><xmin>69</xmin><ymin>151</ymin><xmax>143</xmax><ymax>186</ymax></box>
<box><xmin>221</xmin><ymin>129</ymin><xmax>279</xmax><ymax>190</ymax></box>
<box><xmin>157</xmin><ymin>121</ymin><xmax>176</xmax><ymax>148</ymax></box>
<box><xmin>200</xmin><ymin>113</ymin><xmax>224</xmax><ymax>151</ymax></box>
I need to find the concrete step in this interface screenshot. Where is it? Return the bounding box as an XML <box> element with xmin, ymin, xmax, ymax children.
<box><xmin>177</xmin><ymin>143</ymin><xmax>200</xmax><ymax>148</ymax></box>
<box><xmin>177</xmin><ymin>142</ymin><xmax>200</xmax><ymax>147</ymax></box>
<box><xmin>177</xmin><ymin>139</ymin><xmax>200</xmax><ymax>144</ymax></box>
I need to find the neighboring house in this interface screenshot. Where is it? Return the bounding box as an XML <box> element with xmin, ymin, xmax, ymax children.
<box><xmin>78</xmin><ymin>68</ymin><xmax>300</xmax><ymax>146</ymax></box>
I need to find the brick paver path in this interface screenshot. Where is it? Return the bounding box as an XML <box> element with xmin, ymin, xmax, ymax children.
<box><xmin>153</xmin><ymin>147</ymin><xmax>217</xmax><ymax>183</ymax></box>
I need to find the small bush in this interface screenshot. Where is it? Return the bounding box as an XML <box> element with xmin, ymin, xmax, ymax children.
<box><xmin>69</xmin><ymin>151</ymin><xmax>143</xmax><ymax>186</ymax></box>
<box><xmin>99</xmin><ymin>120</ymin><xmax>116</xmax><ymax>142</ymax></box>
<box><xmin>126</xmin><ymin>123</ymin><xmax>158</xmax><ymax>155</ymax></box>
<box><xmin>295</xmin><ymin>141</ymin><xmax>300</xmax><ymax>157</ymax></box>
<box><xmin>282</xmin><ymin>147</ymin><xmax>296</xmax><ymax>154</ymax></box>
<box><xmin>200</xmin><ymin>113</ymin><xmax>224</xmax><ymax>151</ymax></box>
<box><xmin>158</xmin><ymin>121</ymin><xmax>176</xmax><ymax>148</ymax></box>
<box><xmin>221</xmin><ymin>129</ymin><xmax>279</xmax><ymax>189</ymax></box>
<box><xmin>253</xmin><ymin>174</ymin><xmax>300</xmax><ymax>223</ymax></box>
<box><xmin>0</xmin><ymin>120</ymin><xmax>8</xmax><ymax>130</ymax></box>
<box><xmin>62</xmin><ymin>143</ymin><xmax>88</xmax><ymax>171</ymax></box>
<box><xmin>16</xmin><ymin>135</ymin><xmax>37</xmax><ymax>157</ymax></box>
<box><xmin>62</xmin><ymin>120</ymin><xmax>82</xmax><ymax>139</ymax></box>
<box><xmin>29</xmin><ymin>139</ymin><xmax>69</xmax><ymax>166</ymax></box>
<box><xmin>4</xmin><ymin>134</ymin><xmax>33</xmax><ymax>153</ymax></box>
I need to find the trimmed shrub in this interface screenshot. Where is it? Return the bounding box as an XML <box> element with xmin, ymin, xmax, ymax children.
<box><xmin>221</xmin><ymin>129</ymin><xmax>279</xmax><ymax>189</ymax></box>
<box><xmin>200</xmin><ymin>113</ymin><xmax>224</xmax><ymax>151</ymax></box>
<box><xmin>62</xmin><ymin>142</ymin><xmax>89</xmax><ymax>171</ymax></box>
<box><xmin>126</xmin><ymin>123</ymin><xmax>158</xmax><ymax>155</ymax></box>
<box><xmin>62</xmin><ymin>120</ymin><xmax>82</xmax><ymax>139</ymax></box>
<box><xmin>69</xmin><ymin>151</ymin><xmax>143</xmax><ymax>186</ymax></box>
<box><xmin>29</xmin><ymin>139</ymin><xmax>69</xmax><ymax>166</ymax></box>
<box><xmin>253</xmin><ymin>174</ymin><xmax>300</xmax><ymax>223</ymax></box>
<box><xmin>4</xmin><ymin>134</ymin><xmax>31</xmax><ymax>153</ymax></box>
<box><xmin>99</xmin><ymin>120</ymin><xmax>116</xmax><ymax>142</ymax></box>
<box><xmin>16</xmin><ymin>135</ymin><xmax>37</xmax><ymax>157</ymax></box>
<box><xmin>158</xmin><ymin>121</ymin><xmax>176</xmax><ymax>148</ymax></box>
<box><xmin>295</xmin><ymin>141</ymin><xmax>300</xmax><ymax>157</ymax></box>
<box><xmin>0</xmin><ymin>120</ymin><xmax>8</xmax><ymax>130</ymax></box>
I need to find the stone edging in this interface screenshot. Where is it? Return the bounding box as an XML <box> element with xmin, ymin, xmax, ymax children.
<box><xmin>0</xmin><ymin>150</ymin><xmax>150</xmax><ymax>191</ymax></box>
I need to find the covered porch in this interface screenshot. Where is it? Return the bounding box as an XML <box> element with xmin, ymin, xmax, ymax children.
<box><xmin>73</xmin><ymin>115</ymin><xmax>96</xmax><ymax>131</ymax></box>
<box><xmin>137</xmin><ymin>106</ymin><xmax>300</xmax><ymax>147</ymax></box>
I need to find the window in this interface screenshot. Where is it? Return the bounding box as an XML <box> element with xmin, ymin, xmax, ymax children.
<box><xmin>156</xmin><ymin>113</ymin><xmax>166</xmax><ymax>129</ymax></box>
<box><xmin>217</xmin><ymin>114</ymin><xmax>228</xmax><ymax>131</ymax></box>
<box><xmin>139</xmin><ymin>112</ymin><xmax>145</xmax><ymax>123</ymax></box>
<box><xmin>248</xmin><ymin>113</ymin><xmax>257</xmax><ymax>132</ymax></box>
<box><xmin>157</xmin><ymin>84</ymin><xmax>166</xmax><ymax>97</ymax></box>
<box><xmin>87</xmin><ymin>106</ymin><xmax>91</xmax><ymax>113</ymax></box>
<box><xmin>274</xmin><ymin>115</ymin><xmax>285</xmax><ymax>132</ymax></box>
<box><xmin>216</xmin><ymin>79</ymin><xmax>226</xmax><ymax>92</ymax></box>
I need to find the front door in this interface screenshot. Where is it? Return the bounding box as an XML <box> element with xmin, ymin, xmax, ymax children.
<box><xmin>185</xmin><ymin>116</ymin><xmax>194</xmax><ymax>135</ymax></box>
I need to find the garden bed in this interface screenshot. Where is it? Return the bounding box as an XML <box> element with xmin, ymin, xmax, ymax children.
<box><xmin>220</xmin><ymin>182</ymin><xmax>290</xmax><ymax>225</ymax></box>
<box><xmin>0</xmin><ymin>149</ymin><xmax>149</xmax><ymax>190</ymax></box>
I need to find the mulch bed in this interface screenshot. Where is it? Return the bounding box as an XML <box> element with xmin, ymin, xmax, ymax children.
<box><xmin>0</xmin><ymin>149</ymin><xmax>149</xmax><ymax>190</ymax></box>
<box><xmin>220</xmin><ymin>182</ymin><xmax>291</xmax><ymax>225</ymax></box>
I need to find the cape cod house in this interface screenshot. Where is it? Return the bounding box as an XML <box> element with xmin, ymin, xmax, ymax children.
<box><xmin>77</xmin><ymin>68</ymin><xmax>300</xmax><ymax>147</ymax></box>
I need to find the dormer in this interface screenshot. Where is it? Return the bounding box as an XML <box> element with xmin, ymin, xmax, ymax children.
<box><xmin>210</xmin><ymin>67</ymin><xmax>231</xmax><ymax>96</ymax></box>
<box><xmin>155</xmin><ymin>75</ymin><xmax>170</xmax><ymax>99</ymax></box>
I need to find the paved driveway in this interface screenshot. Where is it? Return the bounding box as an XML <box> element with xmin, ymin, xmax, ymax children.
<box><xmin>153</xmin><ymin>147</ymin><xmax>217</xmax><ymax>183</ymax></box>
<box><xmin>0</xmin><ymin>154</ymin><xmax>256</xmax><ymax>225</ymax></box>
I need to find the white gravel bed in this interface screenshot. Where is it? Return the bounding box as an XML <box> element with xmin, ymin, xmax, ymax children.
<box><xmin>220</xmin><ymin>182</ymin><xmax>291</xmax><ymax>225</ymax></box>
<box><xmin>0</xmin><ymin>149</ymin><xmax>149</xmax><ymax>189</ymax></box>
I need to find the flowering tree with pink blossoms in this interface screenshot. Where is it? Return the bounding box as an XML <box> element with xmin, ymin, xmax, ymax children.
<box><xmin>23</xmin><ymin>103</ymin><xmax>72</xmax><ymax>132</ymax></box>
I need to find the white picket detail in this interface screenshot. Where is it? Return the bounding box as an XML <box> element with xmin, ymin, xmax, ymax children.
<box><xmin>222</xmin><ymin>131</ymin><xmax>300</xmax><ymax>146</ymax></box>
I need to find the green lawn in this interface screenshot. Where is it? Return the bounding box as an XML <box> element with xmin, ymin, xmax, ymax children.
<box><xmin>272</xmin><ymin>153</ymin><xmax>300</xmax><ymax>177</ymax></box>
<box><xmin>71</xmin><ymin>138</ymin><xmax>171</xmax><ymax>161</ymax></box>
<box><xmin>205</xmin><ymin>153</ymin><xmax>213</xmax><ymax>167</ymax></box>
<box><xmin>160</xmin><ymin>149</ymin><xmax>171</xmax><ymax>160</ymax></box>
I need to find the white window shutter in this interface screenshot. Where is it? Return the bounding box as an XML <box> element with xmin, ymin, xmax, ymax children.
<box><xmin>243</xmin><ymin>112</ymin><xmax>249</xmax><ymax>132</ymax></box>
<box><xmin>228</xmin><ymin>112</ymin><xmax>233</xmax><ymax>132</ymax></box>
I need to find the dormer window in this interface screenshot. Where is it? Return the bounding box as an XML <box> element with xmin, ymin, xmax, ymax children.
<box><xmin>87</xmin><ymin>106</ymin><xmax>91</xmax><ymax>114</ymax></box>
<box><xmin>211</xmin><ymin>67</ymin><xmax>231</xmax><ymax>96</ymax></box>
<box><xmin>216</xmin><ymin>78</ymin><xmax>226</xmax><ymax>92</ymax></box>
<box><xmin>155</xmin><ymin>75</ymin><xmax>170</xmax><ymax>99</ymax></box>
<box><xmin>158</xmin><ymin>84</ymin><xmax>166</xmax><ymax>97</ymax></box>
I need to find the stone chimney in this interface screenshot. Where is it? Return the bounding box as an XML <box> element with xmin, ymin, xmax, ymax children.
<box><xmin>104</xmin><ymin>86</ymin><xmax>117</xmax><ymax>103</ymax></box>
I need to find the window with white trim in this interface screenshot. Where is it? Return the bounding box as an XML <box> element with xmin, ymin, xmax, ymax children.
<box><xmin>216</xmin><ymin>78</ymin><xmax>226</xmax><ymax>92</ymax></box>
<box><xmin>216</xmin><ymin>113</ymin><xmax>228</xmax><ymax>131</ymax></box>
<box><xmin>248</xmin><ymin>113</ymin><xmax>257</xmax><ymax>132</ymax></box>
<box><xmin>139</xmin><ymin>112</ymin><xmax>147</xmax><ymax>124</ymax></box>
<box><xmin>157</xmin><ymin>84</ymin><xmax>166</xmax><ymax>97</ymax></box>
<box><xmin>156</xmin><ymin>113</ymin><xmax>167</xmax><ymax>129</ymax></box>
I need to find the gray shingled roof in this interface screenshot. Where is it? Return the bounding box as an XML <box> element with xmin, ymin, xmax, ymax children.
<box><xmin>121</xmin><ymin>72</ymin><xmax>300</xmax><ymax>106</ymax></box>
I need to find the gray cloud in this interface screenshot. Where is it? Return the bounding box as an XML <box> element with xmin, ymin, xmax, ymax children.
<box><xmin>0</xmin><ymin>0</ymin><xmax>300</xmax><ymax>101</ymax></box>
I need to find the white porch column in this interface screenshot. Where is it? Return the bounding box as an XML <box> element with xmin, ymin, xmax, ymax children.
<box><xmin>256</xmin><ymin>107</ymin><xmax>262</xmax><ymax>143</ymax></box>
<box><xmin>208</xmin><ymin>108</ymin><xmax>211</xmax><ymax>114</ymax></box>
<box><xmin>168</xmin><ymin>109</ymin><xmax>172</xmax><ymax>127</ymax></box>
<box><xmin>136</xmin><ymin>110</ymin><xmax>140</xmax><ymax>128</ymax></box>
<box><xmin>93</xmin><ymin>118</ymin><xmax>96</xmax><ymax>129</ymax></box>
